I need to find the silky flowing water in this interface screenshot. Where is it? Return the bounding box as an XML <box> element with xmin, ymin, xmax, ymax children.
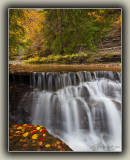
<box><xmin>9</xmin><ymin>71</ymin><xmax>121</xmax><ymax>152</ymax></box>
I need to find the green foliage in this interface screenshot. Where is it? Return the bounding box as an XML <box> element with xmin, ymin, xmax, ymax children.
<box><xmin>9</xmin><ymin>9</ymin><xmax>26</xmax><ymax>59</ymax></box>
<box><xmin>27</xmin><ymin>53</ymin><xmax>89</xmax><ymax>64</ymax></box>
<box><xmin>9</xmin><ymin>9</ymin><xmax>121</xmax><ymax>61</ymax></box>
<box><xmin>43</xmin><ymin>9</ymin><xmax>120</xmax><ymax>55</ymax></box>
<box><xmin>27</xmin><ymin>56</ymin><xmax>40</xmax><ymax>63</ymax></box>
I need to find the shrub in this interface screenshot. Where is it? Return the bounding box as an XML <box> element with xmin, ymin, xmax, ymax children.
<box><xmin>28</xmin><ymin>56</ymin><xmax>40</xmax><ymax>63</ymax></box>
<box><xmin>40</xmin><ymin>57</ymin><xmax>47</xmax><ymax>63</ymax></box>
<box><xmin>27</xmin><ymin>52</ymin><xmax>89</xmax><ymax>64</ymax></box>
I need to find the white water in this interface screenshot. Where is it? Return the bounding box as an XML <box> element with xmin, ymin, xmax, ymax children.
<box><xmin>29</xmin><ymin>71</ymin><xmax>121</xmax><ymax>152</ymax></box>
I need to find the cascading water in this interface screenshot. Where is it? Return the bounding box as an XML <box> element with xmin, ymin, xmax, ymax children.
<box><xmin>9</xmin><ymin>71</ymin><xmax>121</xmax><ymax>152</ymax></box>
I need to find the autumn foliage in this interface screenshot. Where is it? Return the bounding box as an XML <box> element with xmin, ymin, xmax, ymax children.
<box><xmin>9</xmin><ymin>123</ymin><xmax>72</xmax><ymax>151</ymax></box>
<box><xmin>9</xmin><ymin>9</ymin><xmax>121</xmax><ymax>60</ymax></box>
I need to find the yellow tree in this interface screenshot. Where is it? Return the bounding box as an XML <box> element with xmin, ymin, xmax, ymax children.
<box><xmin>9</xmin><ymin>9</ymin><xmax>27</xmax><ymax>59</ymax></box>
<box><xmin>22</xmin><ymin>9</ymin><xmax>46</xmax><ymax>58</ymax></box>
<box><xmin>9</xmin><ymin>9</ymin><xmax>46</xmax><ymax>60</ymax></box>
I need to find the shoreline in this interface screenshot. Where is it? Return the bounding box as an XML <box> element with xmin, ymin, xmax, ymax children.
<box><xmin>9</xmin><ymin>63</ymin><xmax>121</xmax><ymax>73</ymax></box>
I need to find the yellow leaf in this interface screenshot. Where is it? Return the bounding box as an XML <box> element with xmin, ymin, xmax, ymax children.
<box><xmin>22</xmin><ymin>129</ymin><xmax>25</xmax><ymax>133</ymax></box>
<box><xmin>23</xmin><ymin>132</ymin><xmax>29</xmax><ymax>137</ymax></box>
<box><xmin>32</xmin><ymin>134</ymin><xmax>38</xmax><ymax>139</ymax></box>
<box><xmin>36</xmin><ymin>127</ymin><xmax>41</xmax><ymax>130</ymax></box>
<box><xmin>17</xmin><ymin>126</ymin><xmax>22</xmax><ymax>130</ymax></box>
<box><xmin>45</xmin><ymin>144</ymin><xmax>50</xmax><ymax>148</ymax></box>
<box><xmin>16</xmin><ymin>131</ymin><xmax>21</xmax><ymax>134</ymax></box>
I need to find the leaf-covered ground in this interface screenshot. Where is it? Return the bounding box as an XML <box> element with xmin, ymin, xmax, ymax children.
<box><xmin>9</xmin><ymin>123</ymin><xmax>72</xmax><ymax>151</ymax></box>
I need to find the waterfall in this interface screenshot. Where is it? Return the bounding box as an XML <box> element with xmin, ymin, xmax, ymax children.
<box><xmin>9</xmin><ymin>71</ymin><xmax>121</xmax><ymax>152</ymax></box>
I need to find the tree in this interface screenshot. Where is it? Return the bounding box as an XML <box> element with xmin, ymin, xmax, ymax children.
<box><xmin>9</xmin><ymin>9</ymin><xmax>26</xmax><ymax>59</ymax></box>
<box><xmin>44</xmin><ymin>9</ymin><xmax>120</xmax><ymax>55</ymax></box>
<box><xmin>9</xmin><ymin>9</ymin><xmax>121</xmax><ymax>60</ymax></box>
<box><xmin>9</xmin><ymin>9</ymin><xmax>46</xmax><ymax>60</ymax></box>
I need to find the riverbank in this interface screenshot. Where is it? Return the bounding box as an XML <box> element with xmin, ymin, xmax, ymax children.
<box><xmin>9</xmin><ymin>63</ymin><xmax>121</xmax><ymax>73</ymax></box>
<box><xmin>9</xmin><ymin>123</ymin><xmax>72</xmax><ymax>151</ymax></box>
<box><xmin>19</xmin><ymin>50</ymin><xmax>121</xmax><ymax>64</ymax></box>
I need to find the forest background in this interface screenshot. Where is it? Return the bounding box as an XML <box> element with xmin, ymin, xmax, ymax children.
<box><xmin>9</xmin><ymin>9</ymin><xmax>121</xmax><ymax>65</ymax></box>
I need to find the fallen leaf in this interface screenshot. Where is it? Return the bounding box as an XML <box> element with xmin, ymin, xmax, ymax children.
<box><xmin>15</xmin><ymin>131</ymin><xmax>21</xmax><ymax>134</ymax></box>
<box><xmin>58</xmin><ymin>145</ymin><xmax>62</xmax><ymax>149</ymax></box>
<box><xmin>17</xmin><ymin>126</ymin><xmax>22</xmax><ymax>130</ymax></box>
<box><xmin>39</xmin><ymin>138</ymin><xmax>45</xmax><ymax>141</ymax></box>
<box><xmin>22</xmin><ymin>129</ymin><xmax>25</xmax><ymax>133</ymax></box>
<box><xmin>56</xmin><ymin>141</ymin><xmax>60</xmax><ymax>145</ymax></box>
<box><xmin>22</xmin><ymin>143</ymin><xmax>28</xmax><ymax>148</ymax></box>
<box><xmin>23</xmin><ymin>132</ymin><xmax>29</xmax><ymax>137</ymax></box>
<box><xmin>37</xmin><ymin>148</ymin><xmax>41</xmax><ymax>151</ymax></box>
<box><xmin>27</xmin><ymin>124</ymin><xmax>32</xmax><ymax>127</ymax></box>
<box><xmin>30</xmin><ymin>130</ymin><xmax>37</xmax><ymax>135</ymax></box>
<box><xmin>32</xmin><ymin>134</ymin><xmax>38</xmax><ymax>139</ymax></box>
<box><xmin>13</xmin><ymin>134</ymin><xmax>19</xmax><ymax>137</ymax></box>
<box><xmin>40</xmin><ymin>129</ymin><xmax>46</xmax><ymax>133</ymax></box>
<box><xmin>20</xmin><ymin>139</ymin><xmax>25</xmax><ymax>142</ymax></box>
<box><xmin>43</xmin><ymin>134</ymin><xmax>46</xmax><ymax>137</ymax></box>
<box><xmin>39</xmin><ymin>141</ymin><xmax>43</xmax><ymax>146</ymax></box>
<box><xmin>32</xmin><ymin>140</ymin><xmax>35</xmax><ymax>143</ymax></box>
<box><xmin>45</xmin><ymin>144</ymin><xmax>50</xmax><ymax>148</ymax></box>
<box><xmin>52</xmin><ymin>144</ymin><xmax>57</xmax><ymax>147</ymax></box>
<box><xmin>23</xmin><ymin>126</ymin><xmax>26</xmax><ymax>129</ymax></box>
<box><xmin>13</xmin><ymin>125</ymin><xmax>17</xmax><ymax>128</ymax></box>
<box><xmin>36</xmin><ymin>127</ymin><xmax>41</xmax><ymax>130</ymax></box>
<box><xmin>34</xmin><ymin>125</ymin><xmax>37</xmax><ymax>128</ymax></box>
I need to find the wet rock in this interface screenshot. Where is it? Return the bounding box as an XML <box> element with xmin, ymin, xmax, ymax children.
<box><xmin>111</xmin><ymin>99</ymin><xmax>121</xmax><ymax>111</ymax></box>
<box><xmin>80</xmin><ymin>86</ymin><xmax>90</xmax><ymax>98</ymax></box>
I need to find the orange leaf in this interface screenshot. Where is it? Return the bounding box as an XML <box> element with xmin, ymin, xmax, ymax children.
<box><xmin>58</xmin><ymin>145</ymin><xmax>62</xmax><ymax>149</ymax></box>
<box><xmin>37</xmin><ymin>148</ymin><xmax>41</xmax><ymax>151</ymax></box>
<box><xmin>22</xmin><ymin>143</ymin><xmax>28</xmax><ymax>148</ymax></box>
<box><xmin>56</xmin><ymin>141</ymin><xmax>60</xmax><ymax>145</ymax></box>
